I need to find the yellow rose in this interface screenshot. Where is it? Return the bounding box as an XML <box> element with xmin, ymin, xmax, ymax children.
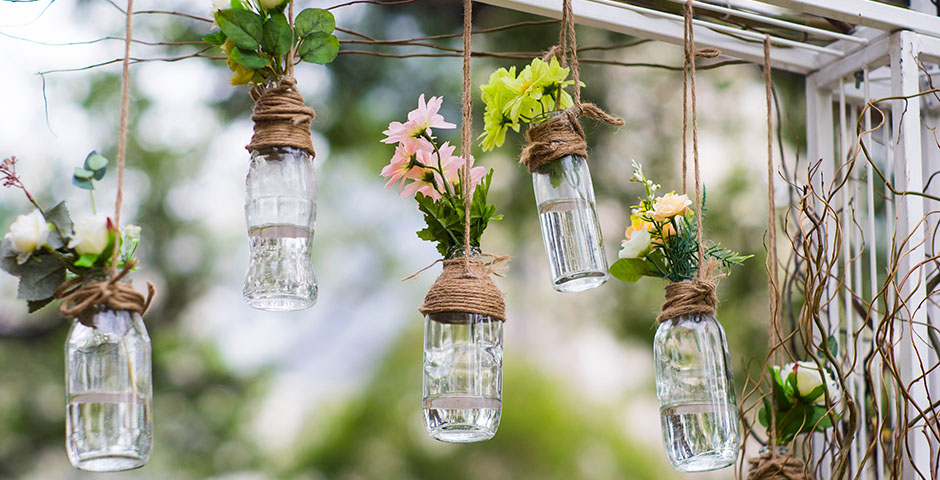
<box><xmin>650</xmin><ymin>192</ymin><xmax>692</xmax><ymax>222</ymax></box>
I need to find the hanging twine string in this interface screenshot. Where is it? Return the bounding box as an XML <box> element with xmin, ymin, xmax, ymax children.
<box><xmin>658</xmin><ymin>0</ymin><xmax>722</xmax><ymax>324</ymax></box>
<box><xmin>418</xmin><ymin>0</ymin><xmax>506</xmax><ymax>323</ymax></box>
<box><xmin>56</xmin><ymin>0</ymin><xmax>154</xmax><ymax>322</ymax></box>
<box><xmin>762</xmin><ymin>33</ymin><xmax>781</xmax><ymax>456</ymax></box>
<box><xmin>747</xmin><ymin>450</ymin><xmax>811</xmax><ymax>480</ymax></box>
<box><xmin>519</xmin><ymin>0</ymin><xmax>623</xmax><ymax>174</ymax></box>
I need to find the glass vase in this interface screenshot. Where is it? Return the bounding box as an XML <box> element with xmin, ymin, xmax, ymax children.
<box><xmin>653</xmin><ymin>311</ymin><xmax>741</xmax><ymax>472</ymax></box>
<box><xmin>243</xmin><ymin>145</ymin><xmax>318</xmax><ymax>311</ymax></box>
<box><xmin>532</xmin><ymin>154</ymin><xmax>608</xmax><ymax>293</ymax></box>
<box><xmin>65</xmin><ymin>308</ymin><xmax>152</xmax><ymax>472</ymax></box>
<box><xmin>422</xmin><ymin>249</ymin><xmax>503</xmax><ymax>443</ymax></box>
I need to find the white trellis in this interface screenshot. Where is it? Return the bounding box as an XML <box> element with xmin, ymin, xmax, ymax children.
<box><xmin>479</xmin><ymin>0</ymin><xmax>940</xmax><ymax>478</ymax></box>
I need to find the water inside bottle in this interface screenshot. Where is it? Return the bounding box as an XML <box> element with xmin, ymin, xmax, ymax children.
<box><xmin>244</xmin><ymin>224</ymin><xmax>318</xmax><ymax>311</ymax></box>
<box><xmin>537</xmin><ymin>198</ymin><xmax>608</xmax><ymax>293</ymax></box>
<box><xmin>423</xmin><ymin>395</ymin><xmax>502</xmax><ymax>443</ymax></box>
<box><xmin>659</xmin><ymin>401</ymin><xmax>740</xmax><ymax>472</ymax></box>
<box><xmin>66</xmin><ymin>392</ymin><xmax>151</xmax><ymax>472</ymax></box>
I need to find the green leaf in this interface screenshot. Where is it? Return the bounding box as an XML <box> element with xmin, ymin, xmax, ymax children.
<box><xmin>803</xmin><ymin>384</ymin><xmax>826</xmax><ymax>402</ymax></box>
<box><xmin>298</xmin><ymin>33</ymin><xmax>339</xmax><ymax>64</ymax></box>
<box><xmin>84</xmin><ymin>151</ymin><xmax>108</xmax><ymax>180</ymax></box>
<box><xmin>72</xmin><ymin>176</ymin><xmax>94</xmax><ymax>190</ymax></box>
<box><xmin>27</xmin><ymin>297</ymin><xmax>53</xmax><ymax>313</ymax></box>
<box><xmin>16</xmin><ymin>254</ymin><xmax>65</xmax><ymax>301</ymax></box>
<box><xmin>261</xmin><ymin>14</ymin><xmax>292</xmax><ymax>57</ymax></box>
<box><xmin>230</xmin><ymin>47</ymin><xmax>269</xmax><ymax>69</ymax></box>
<box><xmin>609</xmin><ymin>258</ymin><xmax>654</xmax><ymax>282</ymax></box>
<box><xmin>0</xmin><ymin>238</ymin><xmax>24</xmax><ymax>276</ymax></box>
<box><xmin>73</xmin><ymin>167</ymin><xmax>93</xmax><ymax>179</ymax></box>
<box><xmin>216</xmin><ymin>9</ymin><xmax>263</xmax><ymax>51</ymax></box>
<box><xmin>202</xmin><ymin>29</ymin><xmax>227</xmax><ymax>46</ymax></box>
<box><xmin>73</xmin><ymin>253</ymin><xmax>98</xmax><ymax>268</ymax></box>
<box><xmin>758</xmin><ymin>397</ymin><xmax>771</xmax><ymax>429</ymax></box>
<box><xmin>43</xmin><ymin>201</ymin><xmax>72</xmax><ymax>250</ymax></box>
<box><xmin>294</xmin><ymin>8</ymin><xmax>335</xmax><ymax>38</ymax></box>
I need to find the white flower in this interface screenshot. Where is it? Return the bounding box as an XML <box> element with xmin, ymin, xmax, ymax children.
<box><xmin>785</xmin><ymin>361</ymin><xmax>841</xmax><ymax>406</ymax></box>
<box><xmin>123</xmin><ymin>224</ymin><xmax>141</xmax><ymax>243</ymax></box>
<box><xmin>68</xmin><ymin>214</ymin><xmax>111</xmax><ymax>256</ymax></box>
<box><xmin>212</xmin><ymin>0</ymin><xmax>228</xmax><ymax>11</ymax></box>
<box><xmin>257</xmin><ymin>0</ymin><xmax>286</xmax><ymax>11</ymax></box>
<box><xmin>4</xmin><ymin>210</ymin><xmax>50</xmax><ymax>264</ymax></box>
<box><xmin>618</xmin><ymin>228</ymin><xmax>651</xmax><ymax>259</ymax></box>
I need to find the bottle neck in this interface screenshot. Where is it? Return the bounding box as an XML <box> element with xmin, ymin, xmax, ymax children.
<box><xmin>444</xmin><ymin>244</ymin><xmax>481</xmax><ymax>260</ymax></box>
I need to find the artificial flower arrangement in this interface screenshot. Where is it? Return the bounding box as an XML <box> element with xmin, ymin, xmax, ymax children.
<box><xmin>609</xmin><ymin>161</ymin><xmax>750</xmax><ymax>282</ymax></box>
<box><xmin>0</xmin><ymin>154</ymin><xmax>141</xmax><ymax>313</ymax></box>
<box><xmin>381</xmin><ymin>94</ymin><xmax>501</xmax><ymax>255</ymax></box>
<box><xmin>205</xmin><ymin>0</ymin><xmax>339</xmax><ymax>86</ymax></box>
<box><xmin>759</xmin><ymin>361</ymin><xmax>842</xmax><ymax>444</ymax></box>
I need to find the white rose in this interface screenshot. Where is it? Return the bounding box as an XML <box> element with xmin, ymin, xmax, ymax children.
<box><xmin>4</xmin><ymin>210</ymin><xmax>50</xmax><ymax>263</ymax></box>
<box><xmin>212</xmin><ymin>0</ymin><xmax>229</xmax><ymax>11</ymax></box>
<box><xmin>618</xmin><ymin>228</ymin><xmax>651</xmax><ymax>259</ymax></box>
<box><xmin>68</xmin><ymin>214</ymin><xmax>111</xmax><ymax>256</ymax></box>
<box><xmin>786</xmin><ymin>361</ymin><xmax>841</xmax><ymax>406</ymax></box>
<box><xmin>257</xmin><ymin>0</ymin><xmax>286</xmax><ymax>11</ymax></box>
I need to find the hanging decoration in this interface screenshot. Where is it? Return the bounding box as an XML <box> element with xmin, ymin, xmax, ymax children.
<box><xmin>205</xmin><ymin>0</ymin><xmax>339</xmax><ymax>311</ymax></box>
<box><xmin>380</xmin><ymin>0</ymin><xmax>507</xmax><ymax>443</ymax></box>
<box><xmin>478</xmin><ymin>0</ymin><xmax>623</xmax><ymax>293</ymax></box>
<box><xmin>0</xmin><ymin>0</ymin><xmax>156</xmax><ymax>471</ymax></box>
<box><xmin>608</xmin><ymin>1</ymin><xmax>748</xmax><ymax>472</ymax></box>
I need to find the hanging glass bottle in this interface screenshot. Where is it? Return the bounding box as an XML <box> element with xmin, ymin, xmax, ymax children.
<box><xmin>422</xmin><ymin>247</ymin><xmax>503</xmax><ymax>443</ymax></box>
<box><xmin>653</xmin><ymin>310</ymin><xmax>741</xmax><ymax>472</ymax></box>
<box><xmin>65</xmin><ymin>307</ymin><xmax>152</xmax><ymax>472</ymax></box>
<box><xmin>532</xmin><ymin>151</ymin><xmax>607</xmax><ymax>293</ymax></box>
<box><xmin>243</xmin><ymin>77</ymin><xmax>318</xmax><ymax>311</ymax></box>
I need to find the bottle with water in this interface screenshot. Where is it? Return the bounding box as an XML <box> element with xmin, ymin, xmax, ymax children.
<box><xmin>532</xmin><ymin>153</ymin><xmax>608</xmax><ymax>293</ymax></box>
<box><xmin>243</xmin><ymin>145</ymin><xmax>318</xmax><ymax>311</ymax></box>
<box><xmin>422</xmin><ymin>248</ymin><xmax>503</xmax><ymax>442</ymax></box>
<box><xmin>65</xmin><ymin>308</ymin><xmax>152</xmax><ymax>472</ymax></box>
<box><xmin>654</xmin><ymin>311</ymin><xmax>741</xmax><ymax>472</ymax></box>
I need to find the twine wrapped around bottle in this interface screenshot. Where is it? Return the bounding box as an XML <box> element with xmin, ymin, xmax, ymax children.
<box><xmin>747</xmin><ymin>450</ymin><xmax>812</xmax><ymax>480</ymax></box>
<box><xmin>54</xmin><ymin>263</ymin><xmax>155</xmax><ymax>327</ymax></box>
<box><xmin>246</xmin><ymin>76</ymin><xmax>316</xmax><ymax>156</ymax></box>
<box><xmin>419</xmin><ymin>258</ymin><xmax>506</xmax><ymax>322</ymax></box>
<box><xmin>519</xmin><ymin>104</ymin><xmax>624</xmax><ymax>173</ymax></box>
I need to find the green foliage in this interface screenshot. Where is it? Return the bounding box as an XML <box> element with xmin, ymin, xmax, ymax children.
<box><xmin>212</xmin><ymin>6</ymin><xmax>338</xmax><ymax>86</ymax></box>
<box><xmin>757</xmin><ymin>363</ymin><xmax>841</xmax><ymax>444</ymax></box>
<box><xmin>72</xmin><ymin>151</ymin><xmax>108</xmax><ymax>190</ymax></box>
<box><xmin>415</xmin><ymin>170</ymin><xmax>503</xmax><ymax>257</ymax></box>
<box><xmin>609</xmin><ymin>257</ymin><xmax>658</xmax><ymax>282</ymax></box>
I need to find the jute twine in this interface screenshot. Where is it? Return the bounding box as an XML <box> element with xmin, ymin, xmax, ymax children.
<box><xmin>656</xmin><ymin>262</ymin><xmax>721</xmax><ymax>323</ymax></box>
<box><xmin>419</xmin><ymin>258</ymin><xmax>506</xmax><ymax>322</ymax></box>
<box><xmin>747</xmin><ymin>450</ymin><xmax>812</xmax><ymax>480</ymax></box>
<box><xmin>56</xmin><ymin>0</ymin><xmax>156</xmax><ymax>325</ymax></box>
<box><xmin>416</xmin><ymin>0</ymin><xmax>507</xmax><ymax>322</ymax></box>
<box><xmin>246</xmin><ymin>77</ymin><xmax>316</xmax><ymax>155</ymax></box>
<box><xmin>519</xmin><ymin>0</ymin><xmax>623</xmax><ymax>174</ymax></box>
<box><xmin>55</xmin><ymin>263</ymin><xmax>155</xmax><ymax>327</ymax></box>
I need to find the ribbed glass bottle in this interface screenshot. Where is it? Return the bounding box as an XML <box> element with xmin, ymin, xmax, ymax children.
<box><xmin>243</xmin><ymin>144</ymin><xmax>318</xmax><ymax>311</ymax></box>
<box><xmin>653</xmin><ymin>311</ymin><xmax>741</xmax><ymax>472</ymax></box>
<box><xmin>422</xmin><ymin>247</ymin><xmax>503</xmax><ymax>443</ymax></box>
<box><xmin>65</xmin><ymin>308</ymin><xmax>152</xmax><ymax>472</ymax></box>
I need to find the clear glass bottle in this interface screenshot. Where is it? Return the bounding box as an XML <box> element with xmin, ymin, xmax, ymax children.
<box><xmin>243</xmin><ymin>145</ymin><xmax>318</xmax><ymax>311</ymax></box>
<box><xmin>422</xmin><ymin>248</ymin><xmax>503</xmax><ymax>443</ymax></box>
<box><xmin>65</xmin><ymin>308</ymin><xmax>152</xmax><ymax>472</ymax></box>
<box><xmin>532</xmin><ymin>153</ymin><xmax>608</xmax><ymax>293</ymax></box>
<box><xmin>654</xmin><ymin>311</ymin><xmax>741</xmax><ymax>472</ymax></box>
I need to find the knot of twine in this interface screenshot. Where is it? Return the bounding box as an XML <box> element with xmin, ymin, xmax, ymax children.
<box><xmin>656</xmin><ymin>266</ymin><xmax>722</xmax><ymax>323</ymax></box>
<box><xmin>519</xmin><ymin>104</ymin><xmax>624</xmax><ymax>173</ymax></box>
<box><xmin>246</xmin><ymin>76</ymin><xmax>316</xmax><ymax>156</ymax></box>
<box><xmin>54</xmin><ymin>263</ymin><xmax>155</xmax><ymax>327</ymax></box>
<box><xmin>747</xmin><ymin>450</ymin><xmax>812</xmax><ymax>480</ymax></box>
<box><xmin>419</xmin><ymin>257</ymin><xmax>506</xmax><ymax>322</ymax></box>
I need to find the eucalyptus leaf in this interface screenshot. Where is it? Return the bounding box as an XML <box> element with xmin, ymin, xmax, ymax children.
<box><xmin>262</xmin><ymin>14</ymin><xmax>292</xmax><ymax>57</ymax></box>
<box><xmin>16</xmin><ymin>255</ymin><xmax>65</xmax><ymax>301</ymax></box>
<box><xmin>294</xmin><ymin>8</ymin><xmax>335</xmax><ymax>38</ymax></box>
<box><xmin>202</xmin><ymin>30</ymin><xmax>227</xmax><ymax>46</ymax></box>
<box><xmin>83</xmin><ymin>151</ymin><xmax>108</xmax><ymax>179</ymax></box>
<box><xmin>72</xmin><ymin>176</ymin><xmax>94</xmax><ymax>191</ymax></box>
<box><xmin>298</xmin><ymin>33</ymin><xmax>339</xmax><ymax>64</ymax></box>
<box><xmin>216</xmin><ymin>9</ymin><xmax>263</xmax><ymax>51</ymax></box>
<box><xmin>73</xmin><ymin>167</ymin><xmax>94</xmax><ymax>180</ymax></box>
<box><xmin>230</xmin><ymin>47</ymin><xmax>269</xmax><ymax>69</ymax></box>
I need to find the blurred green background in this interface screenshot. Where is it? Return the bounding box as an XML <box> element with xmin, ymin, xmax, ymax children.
<box><xmin>0</xmin><ymin>1</ymin><xmax>802</xmax><ymax>478</ymax></box>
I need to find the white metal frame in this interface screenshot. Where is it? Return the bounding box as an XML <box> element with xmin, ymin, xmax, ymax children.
<box><xmin>477</xmin><ymin>0</ymin><xmax>940</xmax><ymax>477</ymax></box>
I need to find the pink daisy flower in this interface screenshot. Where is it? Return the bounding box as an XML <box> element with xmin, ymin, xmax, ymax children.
<box><xmin>381</xmin><ymin>137</ymin><xmax>433</xmax><ymax>191</ymax></box>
